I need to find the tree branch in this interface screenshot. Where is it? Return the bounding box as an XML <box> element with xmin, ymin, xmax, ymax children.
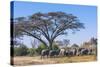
<box><xmin>20</xmin><ymin>29</ymin><xmax>48</xmax><ymax>47</ymax></box>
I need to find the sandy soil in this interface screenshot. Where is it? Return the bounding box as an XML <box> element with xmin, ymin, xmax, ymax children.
<box><xmin>13</xmin><ymin>55</ymin><xmax>97</xmax><ymax>66</ymax></box>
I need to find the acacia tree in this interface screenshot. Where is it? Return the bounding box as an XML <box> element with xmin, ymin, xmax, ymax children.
<box><xmin>13</xmin><ymin>12</ymin><xmax>84</xmax><ymax>50</ymax></box>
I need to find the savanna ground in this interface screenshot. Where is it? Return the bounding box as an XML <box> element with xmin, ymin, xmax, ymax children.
<box><xmin>13</xmin><ymin>55</ymin><xmax>97</xmax><ymax>66</ymax></box>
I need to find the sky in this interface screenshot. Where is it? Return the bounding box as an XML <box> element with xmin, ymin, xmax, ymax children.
<box><xmin>12</xmin><ymin>1</ymin><xmax>97</xmax><ymax>48</ymax></box>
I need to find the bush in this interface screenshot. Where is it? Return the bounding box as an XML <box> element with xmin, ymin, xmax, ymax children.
<box><xmin>52</xmin><ymin>44</ymin><xmax>59</xmax><ymax>50</ymax></box>
<box><xmin>14</xmin><ymin>44</ymin><xmax>28</xmax><ymax>56</ymax></box>
<box><xmin>27</xmin><ymin>48</ymin><xmax>36</xmax><ymax>56</ymax></box>
<box><xmin>36</xmin><ymin>43</ymin><xmax>47</xmax><ymax>55</ymax></box>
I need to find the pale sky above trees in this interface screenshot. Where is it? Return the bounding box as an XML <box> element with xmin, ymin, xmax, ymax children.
<box><xmin>12</xmin><ymin>1</ymin><xmax>97</xmax><ymax>48</ymax></box>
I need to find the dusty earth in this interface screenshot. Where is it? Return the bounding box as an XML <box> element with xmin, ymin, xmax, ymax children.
<box><xmin>13</xmin><ymin>55</ymin><xmax>97</xmax><ymax>66</ymax></box>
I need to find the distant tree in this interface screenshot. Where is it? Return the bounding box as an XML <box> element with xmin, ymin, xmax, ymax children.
<box><xmin>14</xmin><ymin>12</ymin><xmax>84</xmax><ymax>50</ymax></box>
<box><xmin>71</xmin><ymin>43</ymin><xmax>79</xmax><ymax>48</ymax></box>
<box><xmin>13</xmin><ymin>40</ymin><xmax>20</xmax><ymax>46</ymax></box>
<box><xmin>14</xmin><ymin>44</ymin><xmax>28</xmax><ymax>56</ymax></box>
<box><xmin>30</xmin><ymin>40</ymin><xmax>35</xmax><ymax>48</ymax></box>
<box><xmin>63</xmin><ymin>39</ymin><xmax>70</xmax><ymax>47</ymax></box>
<box><xmin>90</xmin><ymin>37</ymin><xmax>97</xmax><ymax>45</ymax></box>
<box><xmin>90</xmin><ymin>37</ymin><xmax>97</xmax><ymax>56</ymax></box>
<box><xmin>55</xmin><ymin>41</ymin><xmax>64</xmax><ymax>46</ymax></box>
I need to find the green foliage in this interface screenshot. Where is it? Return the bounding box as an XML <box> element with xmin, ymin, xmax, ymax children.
<box><xmin>27</xmin><ymin>48</ymin><xmax>36</xmax><ymax>56</ymax></box>
<box><xmin>52</xmin><ymin>44</ymin><xmax>59</xmax><ymax>50</ymax></box>
<box><xmin>36</xmin><ymin>43</ymin><xmax>47</xmax><ymax>55</ymax></box>
<box><xmin>14</xmin><ymin>44</ymin><xmax>28</xmax><ymax>56</ymax></box>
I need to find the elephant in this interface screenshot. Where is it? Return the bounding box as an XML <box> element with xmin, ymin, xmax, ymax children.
<box><xmin>49</xmin><ymin>49</ymin><xmax>60</xmax><ymax>58</ymax></box>
<box><xmin>41</xmin><ymin>49</ymin><xmax>49</xmax><ymax>59</ymax></box>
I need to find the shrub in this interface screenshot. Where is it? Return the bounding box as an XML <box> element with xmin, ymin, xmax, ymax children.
<box><xmin>27</xmin><ymin>48</ymin><xmax>36</xmax><ymax>56</ymax></box>
<box><xmin>14</xmin><ymin>44</ymin><xmax>28</xmax><ymax>56</ymax></box>
<box><xmin>52</xmin><ymin>44</ymin><xmax>59</xmax><ymax>50</ymax></box>
<box><xmin>36</xmin><ymin>43</ymin><xmax>47</xmax><ymax>55</ymax></box>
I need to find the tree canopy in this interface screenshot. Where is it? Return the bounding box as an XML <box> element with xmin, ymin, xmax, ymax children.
<box><xmin>13</xmin><ymin>12</ymin><xmax>85</xmax><ymax>49</ymax></box>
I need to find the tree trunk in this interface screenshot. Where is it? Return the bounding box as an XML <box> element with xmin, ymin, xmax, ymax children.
<box><xmin>49</xmin><ymin>40</ymin><xmax>53</xmax><ymax>50</ymax></box>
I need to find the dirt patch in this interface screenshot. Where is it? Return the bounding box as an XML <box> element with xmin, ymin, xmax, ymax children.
<box><xmin>13</xmin><ymin>55</ymin><xmax>97</xmax><ymax>66</ymax></box>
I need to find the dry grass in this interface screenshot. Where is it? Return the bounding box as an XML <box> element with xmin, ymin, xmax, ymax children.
<box><xmin>13</xmin><ymin>55</ymin><xmax>97</xmax><ymax>66</ymax></box>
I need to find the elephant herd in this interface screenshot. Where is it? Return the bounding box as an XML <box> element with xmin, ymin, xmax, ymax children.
<box><xmin>41</xmin><ymin>48</ymin><xmax>94</xmax><ymax>59</ymax></box>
